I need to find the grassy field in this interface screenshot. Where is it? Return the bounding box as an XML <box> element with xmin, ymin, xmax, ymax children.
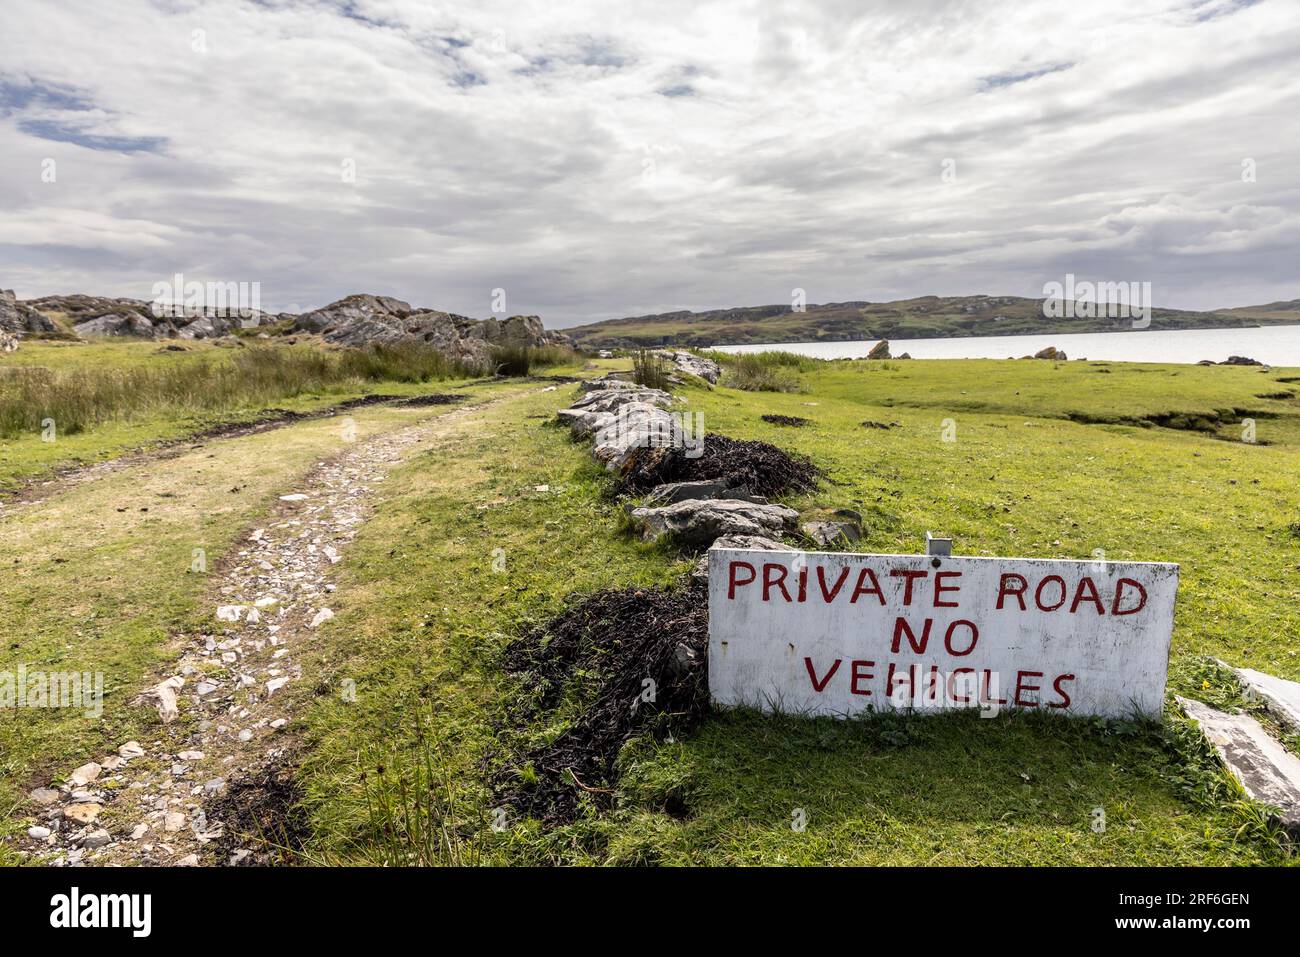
<box><xmin>3</xmin><ymin>345</ymin><xmax>1298</xmax><ymax>866</ymax></box>
<box><xmin>290</xmin><ymin>354</ymin><xmax>1300</xmax><ymax>865</ymax></box>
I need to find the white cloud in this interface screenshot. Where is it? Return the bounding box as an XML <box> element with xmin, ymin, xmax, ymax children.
<box><xmin>0</xmin><ymin>0</ymin><xmax>1296</xmax><ymax>322</ymax></box>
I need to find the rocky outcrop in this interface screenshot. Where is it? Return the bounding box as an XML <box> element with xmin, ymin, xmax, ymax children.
<box><xmin>867</xmin><ymin>339</ymin><xmax>891</xmax><ymax>359</ymax></box>
<box><xmin>1</xmin><ymin>289</ymin><xmax>58</xmax><ymax>334</ymax></box>
<box><xmin>1033</xmin><ymin>346</ymin><xmax>1067</xmax><ymax>360</ymax></box>
<box><xmin>6</xmin><ymin>290</ymin><xmax>571</xmax><ymax>363</ymax></box>
<box><xmin>629</xmin><ymin>499</ymin><xmax>799</xmax><ymax>548</ymax></box>
<box><xmin>16</xmin><ymin>294</ymin><xmax>279</xmax><ymax>339</ymax></box>
<box><xmin>294</xmin><ymin>295</ymin><xmax>566</xmax><ymax>368</ymax></box>
<box><xmin>1</xmin><ymin>332</ymin><xmax>19</xmax><ymax>352</ymax></box>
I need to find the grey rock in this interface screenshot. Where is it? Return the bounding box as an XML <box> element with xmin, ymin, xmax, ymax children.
<box><xmin>1179</xmin><ymin>696</ymin><xmax>1300</xmax><ymax>837</ymax></box>
<box><xmin>73</xmin><ymin>311</ymin><xmax>159</xmax><ymax>338</ymax></box>
<box><xmin>590</xmin><ymin>403</ymin><xmax>682</xmax><ymax>471</ymax></box>
<box><xmin>656</xmin><ymin>350</ymin><xmax>721</xmax><ymax>383</ymax></box>
<box><xmin>801</xmin><ymin>519</ymin><xmax>861</xmax><ymax>548</ymax></box>
<box><xmin>570</xmin><ymin>386</ymin><xmax>674</xmax><ymax>414</ymax></box>
<box><xmin>0</xmin><ymin>289</ymin><xmax>58</xmax><ymax>334</ymax></box>
<box><xmin>630</xmin><ymin>499</ymin><xmax>799</xmax><ymax>548</ymax></box>
<box><xmin>691</xmin><ymin>534</ymin><xmax>793</xmax><ymax>581</ymax></box>
<box><xmin>645</xmin><ymin>480</ymin><xmax>732</xmax><ymax>506</ymax></box>
<box><xmin>83</xmin><ymin>828</ymin><xmax>112</xmax><ymax>849</ymax></box>
<box><xmin>29</xmin><ymin>788</ymin><xmax>60</xmax><ymax>806</ymax></box>
<box><xmin>27</xmin><ymin>825</ymin><xmax>52</xmax><ymax>840</ymax></box>
<box><xmin>1233</xmin><ymin>667</ymin><xmax>1300</xmax><ymax>734</ymax></box>
<box><xmin>578</xmin><ymin>376</ymin><xmax>637</xmax><ymax>392</ymax></box>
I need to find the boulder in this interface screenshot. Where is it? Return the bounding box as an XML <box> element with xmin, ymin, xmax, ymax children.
<box><xmin>485</xmin><ymin>315</ymin><xmax>547</xmax><ymax>348</ymax></box>
<box><xmin>645</xmin><ymin>480</ymin><xmax>734</xmax><ymax>506</ymax></box>
<box><xmin>1033</xmin><ymin>346</ymin><xmax>1067</xmax><ymax>360</ymax></box>
<box><xmin>578</xmin><ymin>375</ymin><xmax>636</xmax><ymax>392</ymax></box>
<box><xmin>74</xmin><ymin>311</ymin><xmax>162</xmax><ymax>338</ymax></box>
<box><xmin>591</xmin><ymin>402</ymin><xmax>683</xmax><ymax>471</ymax></box>
<box><xmin>176</xmin><ymin>314</ymin><xmax>239</xmax><ymax>340</ymax></box>
<box><xmin>801</xmin><ymin>519</ymin><xmax>861</xmax><ymax>548</ymax></box>
<box><xmin>0</xmin><ymin>332</ymin><xmax>17</xmax><ymax>353</ymax></box>
<box><xmin>570</xmin><ymin>386</ymin><xmax>674</xmax><ymax>414</ymax></box>
<box><xmin>657</xmin><ymin>350</ymin><xmax>721</xmax><ymax>383</ymax></box>
<box><xmin>692</xmin><ymin>533</ymin><xmax>794</xmax><ymax>581</ymax></box>
<box><xmin>1221</xmin><ymin>355</ymin><xmax>1263</xmax><ymax>366</ymax></box>
<box><xmin>629</xmin><ymin>498</ymin><xmax>799</xmax><ymax>548</ymax></box>
<box><xmin>867</xmin><ymin>339</ymin><xmax>891</xmax><ymax>359</ymax></box>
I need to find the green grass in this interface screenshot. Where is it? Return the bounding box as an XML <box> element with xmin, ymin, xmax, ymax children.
<box><xmin>290</xmin><ymin>356</ymin><xmax>1299</xmax><ymax>865</ymax></box>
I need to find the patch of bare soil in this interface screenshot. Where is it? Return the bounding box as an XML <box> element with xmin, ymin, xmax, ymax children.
<box><xmin>615</xmin><ymin>433</ymin><xmax>821</xmax><ymax>499</ymax></box>
<box><xmin>206</xmin><ymin>767</ymin><xmax>311</xmax><ymax>865</ymax></box>
<box><xmin>496</xmin><ymin>580</ymin><xmax>709</xmax><ymax>824</ymax></box>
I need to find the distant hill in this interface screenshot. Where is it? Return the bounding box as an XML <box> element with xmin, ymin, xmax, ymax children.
<box><xmin>563</xmin><ymin>294</ymin><xmax>1298</xmax><ymax>348</ymax></box>
<box><xmin>1218</xmin><ymin>299</ymin><xmax>1300</xmax><ymax>322</ymax></box>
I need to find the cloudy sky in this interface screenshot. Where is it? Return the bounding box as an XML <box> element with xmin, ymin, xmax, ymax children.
<box><xmin>0</xmin><ymin>0</ymin><xmax>1296</xmax><ymax>326</ymax></box>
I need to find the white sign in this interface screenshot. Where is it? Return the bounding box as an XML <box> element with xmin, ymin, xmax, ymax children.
<box><xmin>708</xmin><ymin>549</ymin><xmax>1178</xmax><ymax>719</ymax></box>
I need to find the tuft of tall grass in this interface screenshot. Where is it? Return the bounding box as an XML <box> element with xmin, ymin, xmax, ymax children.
<box><xmin>699</xmin><ymin>348</ymin><xmax>821</xmax><ymax>373</ymax></box>
<box><xmin>719</xmin><ymin>353</ymin><xmax>807</xmax><ymax>392</ymax></box>
<box><xmin>357</xmin><ymin>711</ymin><xmax>484</xmax><ymax>866</ymax></box>
<box><xmin>488</xmin><ymin>343</ymin><xmax>577</xmax><ymax>377</ymax></box>
<box><xmin>0</xmin><ymin>341</ymin><xmax>480</xmax><ymax>439</ymax></box>
<box><xmin>631</xmin><ymin>349</ymin><xmax>673</xmax><ymax>390</ymax></box>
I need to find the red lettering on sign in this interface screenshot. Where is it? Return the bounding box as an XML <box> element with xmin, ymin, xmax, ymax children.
<box><xmin>885</xmin><ymin>662</ymin><xmax>914</xmax><ymax>701</ymax></box>
<box><xmin>982</xmin><ymin>669</ymin><xmax>1008</xmax><ymax>705</ymax></box>
<box><xmin>850</xmin><ymin>660</ymin><xmax>875</xmax><ymax>696</ymax></box>
<box><xmin>1049</xmin><ymin>673</ymin><xmax>1075</xmax><ymax>709</ymax></box>
<box><xmin>934</xmin><ymin>571</ymin><xmax>962</xmax><ymax>607</ymax></box>
<box><xmin>797</xmin><ymin>564</ymin><xmax>808</xmax><ymax>603</ymax></box>
<box><xmin>997</xmin><ymin>573</ymin><xmax>1028</xmax><ymax>610</ymax></box>
<box><xmin>948</xmin><ymin>667</ymin><xmax>975</xmax><ymax>704</ymax></box>
<box><xmin>944</xmin><ymin>619</ymin><xmax>979</xmax><ymax>656</ymax></box>
<box><xmin>891</xmin><ymin>617</ymin><xmax>932</xmax><ymax>654</ymax></box>
<box><xmin>817</xmin><ymin>565</ymin><xmax>851</xmax><ymax>603</ymax></box>
<box><xmin>1014</xmin><ymin>670</ymin><xmax>1044</xmax><ymax>707</ymax></box>
<box><xmin>1035</xmin><ymin>575</ymin><xmax>1067</xmax><ymax>611</ymax></box>
<box><xmin>1070</xmin><ymin>576</ymin><xmax>1106</xmax><ymax>615</ymax></box>
<box><xmin>849</xmin><ymin>568</ymin><xmax>886</xmax><ymax>605</ymax></box>
<box><xmin>1112</xmin><ymin>578</ymin><xmax>1147</xmax><ymax>616</ymax></box>
<box><xmin>890</xmin><ymin>569</ymin><xmax>929</xmax><ymax>605</ymax></box>
<box><xmin>762</xmin><ymin>563</ymin><xmax>791</xmax><ymax>602</ymax></box>
<box><xmin>804</xmin><ymin>657</ymin><xmax>841</xmax><ymax>692</ymax></box>
<box><xmin>728</xmin><ymin>561</ymin><xmax>756</xmax><ymax>599</ymax></box>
